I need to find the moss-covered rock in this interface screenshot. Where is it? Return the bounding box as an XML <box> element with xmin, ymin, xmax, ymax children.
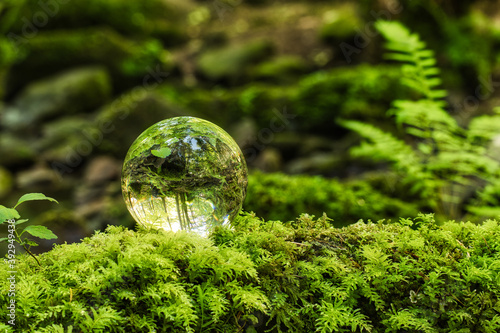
<box><xmin>0</xmin><ymin>133</ymin><xmax>36</xmax><ymax>168</ymax></box>
<box><xmin>252</xmin><ymin>55</ymin><xmax>309</xmax><ymax>82</ymax></box>
<box><xmin>244</xmin><ymin>171</ymin><xmax>419</xmax><ymax>226</ymax></box>
<box><xmin>0</xmin><ymin>166</ymin><xmax>13</xmax><ymax>199</ymax></box>
<box><xmin>319</xmin><ymin>3</ymin><xmax>364</xmax><ymax>43</ymax></box>
<box><xmin>292</xmin><ymin>64</ymin><xmax>413</xmax><ymax>133</ymax></box>
<box><xmin>196</xmin><ymin>39</ymin><xmax>273</xmax><ymax>82</ymax></box>
<box><xmin>7</xmin><ymin>0</ymin><xmax>191</xmax><ymax>41</ymax></box>
<box><xmin>7</xmin><ymin>28</ymin><xmax>172</xmax><ymax>94</ymax></box>
<box><xmin>237</xmin><ymin>83</ymin><xmax>293</xmax><ymax>127</ymax></box>
<box><xmin>94</xmin><ymin>90</ymin><xmax>190</xmax><ymax>157</ymax></box>
<box><xmin>3</xmin><ymin>66</ymin><xmax>111</xmax><ymax>130</ymax></box>
<box><xmin>2</xmin><ymin>214</ymin><xmax>500</xmax><ymax>332</ymax></box>
<box><xmin>37</xmin><ymin>116</ymin><xmax>98</xmax><ymax>162</ymax></box>
<box><xmin>0</xmin><ymin>38</ymin><xmax>17</xmax><ymax>100</ymax></box>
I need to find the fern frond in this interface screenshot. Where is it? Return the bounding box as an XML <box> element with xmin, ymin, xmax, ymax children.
<box><xmin>376</xmin><ymin>21</ymin><xmax>446</xmax><ymax>104</ymax></box>
<box><xmin>467</xmin><ymin>114</ymin><xmax>500</xmax><ymax>145</ymax></box>
<box><xmin>390</xmin><ymin>100</ymin><xmax>457</xmax><ymax>130</ymax></box>
<box><xmin>338</xmin><ymin>120</ymin><xmax>427</xmax><ymax>181</ymax></box>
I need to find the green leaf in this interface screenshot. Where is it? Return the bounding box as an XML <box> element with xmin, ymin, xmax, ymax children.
<box><xmin>151</xmin><ymin>147</ymin><xmax>172</xmax><ymax>158</ymax></box>
<box><xmin>15</xmin><ymin>219</ymin><xmax>29</xmax><ymax>226</ymax></box>
<box><xmin>0</xmin><ymin>237</ymin><xmax>8</xmax><ymax>243</ymax></box>
<box><xmin>0</xmin><ymin>205</ymin><xmax>20</xmax><ymax>222</ymax></box>
<box><xmin>24</xmin><ymin>239</ymin><xmax>39</xmax><ymax>247</ymax></box>
<box><xmin>22</xmin><ymin>225</ymin><xmax>58</xmax><ymax>240</ymax></box>
<box><xmin>15</xmin><ymin>193</ymin><xmax>58</xmax><ymax>209</ymax></box>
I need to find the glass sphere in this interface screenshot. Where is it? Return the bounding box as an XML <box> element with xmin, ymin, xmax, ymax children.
<box><xmin>121</xmin><ymin>117</ymin><xmax>248</xmax><ymax>236</ymax></box>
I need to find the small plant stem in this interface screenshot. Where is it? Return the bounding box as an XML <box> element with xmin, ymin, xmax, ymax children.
<box><xmin>14</xmin><ymin>229</ymin><xmax>41</xmax><ymax>267</ymax></box>
<box><xmin>21</xmin><ymin>243</ymin><xmax>41</xmax><ymax>267</ymax></box>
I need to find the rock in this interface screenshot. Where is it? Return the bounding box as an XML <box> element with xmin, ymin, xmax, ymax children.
<box><xmin>252</xmin><ymin>55</ymin><xmax>309</xmax><ymax>82</ymax></box>
<box><xmin>95</xmin><ymin>90</ymin><xmax>189</xmax><ymax>157</ymax></box>
<box><xmin>75</xmin><ymin>200</ymin><xmax>107</xmax><ymax>220</ymax></box>
<box><xmin>0</xmin><ymin>133</ymin><xmax>36</xmax><ymax>168</ymax></box>
<box><xmin>3</xmin><ymin>66</ymin><xmax>111</xmax><ymax>130</ymax></box>
<box><xmin>286</xmin><ymin>152</ymin><xmax>342</xmax><ymax>174</ymax></box>
<box><xmin>84</xmin><ymin>156</ymin><xmax>121</xmax><ymax>184</ymax></box>
<box><xmin>0</xmin><ymin>39</ymin><xmax>16</xmax><ymax>100</ymax></box>
<box><xmin>38</xmin><ymin>116</ymin><xmax>96</xmax><ymax>163</ymax></box>
<box><xmin>236</xmin><ymin>84</ymin><xmax>294</xmax><ymax>128</ymax></box>
<box><xmin>319</xmin><ymin>4</ymin><xmax>364</xmax><ymax>43</ymax></box>
<box><xmin>292</xmin><ymin>64</ymin><xmax>410</xmax><ymax>134</ymax></box>
<box><xmin>228</xmin><ymin>117</ymin><xmax>258</xmax><ymax>150</ymax></box>
<box><xmin>6</xmin><ymin>28</ymin><xmax>173</xmax><ymax>94</ymax></box>
<box><xmin>0</xmin><ymin>167</ymin><xmax>13</xmax><ymax>199</ymax></box>
<box><xmin>75</xmin><ymin>157</ymin><xmax>120</xmax><ymax>219</ymax></box>
<box><xmin>157</xmin><ymin>84</ymin><xmax>246</xmax><ymax>126</ymax></box>
<box><xmin>16</xmin><ymin>165</ymin><xmax>61</xmax><ymax>191</ymax></box>
<box><xmin>8</xmin><ymin>0</ymin><xmax>192</xmax><ymax>39</ymax></box>
<box><xmin>75</xmin><ymin>187</ymin><xmax>135</xmax><ymax>232</ymax></box>
<box><xmin>254</xmin><ymin>148</ymin><xmax>283</xmax><ymax>172</ymax></box>
<box><xmin>196</xmin><ymin>39</ymin><xmax>274</xmax><ymax>81</ymax></box>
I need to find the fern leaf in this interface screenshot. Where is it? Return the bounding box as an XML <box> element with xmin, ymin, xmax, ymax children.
<box><xmin>467</xmin><ymin>115</ymin><xmax>500</xmax><ymax>144</ymax></box>
<box><xmin>338</xmin><ymin>120</ymin><xmax>427</xmax><ymax>179</ymax></box>
<box><xmin>376</xmin><ymin>20</ymin><xmax>446</xmax><ymax>102</ymax></box>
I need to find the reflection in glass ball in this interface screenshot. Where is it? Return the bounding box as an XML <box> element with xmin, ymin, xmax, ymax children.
<box><xmin>121</xmin><ymin>117</ymin><xmax>248</xmax><ymax>236</ymax></box>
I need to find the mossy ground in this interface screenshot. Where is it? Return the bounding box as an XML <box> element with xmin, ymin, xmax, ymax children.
<box><xmin>2</xmin><ymin>213</ymin><xmax>500</xmax><ymax>332</ymax></box>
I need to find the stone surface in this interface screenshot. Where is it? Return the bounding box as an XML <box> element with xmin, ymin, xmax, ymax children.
<box><xmin>95</xmin><ymin>91</ymin><xmax>190</xmax><ymax>157</ymax></box>
<box><xmin>6</xmin><ymin>28</ymin><xmax>173</xmax><ymax>94</ymax></box>
<box><xmin>16</xmin><ymin>166</ymin><xmax>61</xmax><ymax>191</ymax></box>
<box><xmin>0</xmin><ymin>133</ymin><xmax>36</xmax><ymax>168</ymax></box>
<box><xmin>197</xmin><ymin>39</ymin><xmax>273</xmax><ymax>81</ymax></box>
<box><xmin>319</xmin><ymin>3</ymin><xmax>364</xmax><ymax>43</ymax></box>
<box><xmin>254</xmin><ymin>148</ymin><xmax>282</xmax><ymax>172</ymax></box>
<box><xmin>84</xmin><ymin>156</ymin><xmax>121</xmax><ymax>184</ymax></box>
<box><xmin>3</xmin><ymin>66</ymin><xmax>111</xmax><ymax>130</ymax></box>
<box><xmin>0</xmin><ymin>167</ymin><xmax>13</xmax><ymax>199</ymax></box>
<box><xmin>252</xmin><ymin>55</ymin><xmax>309</xmax><ymax>82</ymax></box>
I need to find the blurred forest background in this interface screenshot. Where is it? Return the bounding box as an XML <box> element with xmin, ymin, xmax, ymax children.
<box><xmin>1</xmin><ymin>0</ymin><xmax>500</xmax><ymax>253</ymax></box>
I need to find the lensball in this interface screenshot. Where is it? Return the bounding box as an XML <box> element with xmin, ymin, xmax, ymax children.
<box><xmin>121</xmin><ymin>116</ymin><xmax>248</xmax><ymax>236</ymax></box>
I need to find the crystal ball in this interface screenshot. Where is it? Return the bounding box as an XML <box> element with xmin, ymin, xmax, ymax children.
<box><xmin>121</xmin><ymin>116</ymin><xmax>248</xmax><ymax>235</ymax></box>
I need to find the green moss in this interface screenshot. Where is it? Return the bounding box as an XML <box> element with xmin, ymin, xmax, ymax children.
<box><xmin>8</xmin><ymin>28</ymin><xmax>172</xmax><ymax>92</ymax></box>
<box><xmin>94</xmin><ymin>90</ymin><xmax>189</xmax><ymax>157</ymax></box>
<box><xmin>2</xmin><ymin>213</ymin><xmax>500</xmax><ymax>332</ymax></box>
<box><xmin>197</xmin><ymin>40</ymin><xmax>274</xmax><ymax>81</ymax></box>
<box><xmin>0</xmin><ymin>38</ymin><xmax>16</xmax><ymax>99</ymax></box>
<box><xmin>244</xmin><ymin>171</ymin><xmax>418</xmax><ymax>226</ymax></box>
<box><xmin>0</xmin><ymin>133</ymin><xmax>36</xmax><ymax>168</ymax></box>
<box><xmin>9</xmin><ymin>0</ymin><xmax>189</xmax><ymax>40</ymax></box>
<box><xmin>0</xmin><ymin>167</ymin><xmax>13</xmax><ymax>199</ymax></box>
<box><xmin>292</xmin><ymin>64</ymin><xmax>413</xmax><ymax>133</ymax></box>
<box><xmin>157</xmin><ymin>84</ymin><xmax>242</xmax><ymax>126</ymax></box>
<box><xmin>252</xmin><ymin>55</ymin><xmax>309</xmax><ymax>82</ymax></box>
<box><xmin>319</xmin><ymin>4</ymin><xmax>364</xmax><ymax>42</ymax></box>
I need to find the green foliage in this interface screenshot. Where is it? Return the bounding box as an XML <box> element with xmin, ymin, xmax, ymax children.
<box><xmin>252</xmin><ymin>55</ymin><xmax>308</xmax><ymax>82</ymax></box>
<box><xmin>375</xmin><ymin>21</ymin><xmax>447</xmax><ymax>104</ymax></box>
<box><xmin>197</xmin><ymin>40</ymin><xmax>273</xmax><ymax>81</ymax></box>
<box><xmin>151</xmin><ymin>147</ymin><xmax>172</xmax><ymax>158</ymax></box>
<box><xmin>10</xmin><ymin>28</ymin><xmax>171</xmax><ymax>85</ymax></box>
<box><xmin>8</xmin><ymin>0</ymin><xmax>179</xmax><ymax>37</ymax></box>
<box><xmin>245</xmin><ymin>171</ymin><xmax>418</xmax><ymax>226</ymax></box>
<box><xmin>340</xmin><ymin>21</ymin><xmax>500</xmax><ymax>220</ymax></box>
<box><xmin>0</xmin><ymin>193</ymin><xmax>58</xmax><ymax>266</ymax></box>
<box><xmin>293</xmin><ymin>64</ymin><xmax>412</xmax><ymax>133</ymax></box>
<box><xmin>3</xmin><ymin>213</ymin><xmax>500</xmax><ymax>332</ymax></box>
